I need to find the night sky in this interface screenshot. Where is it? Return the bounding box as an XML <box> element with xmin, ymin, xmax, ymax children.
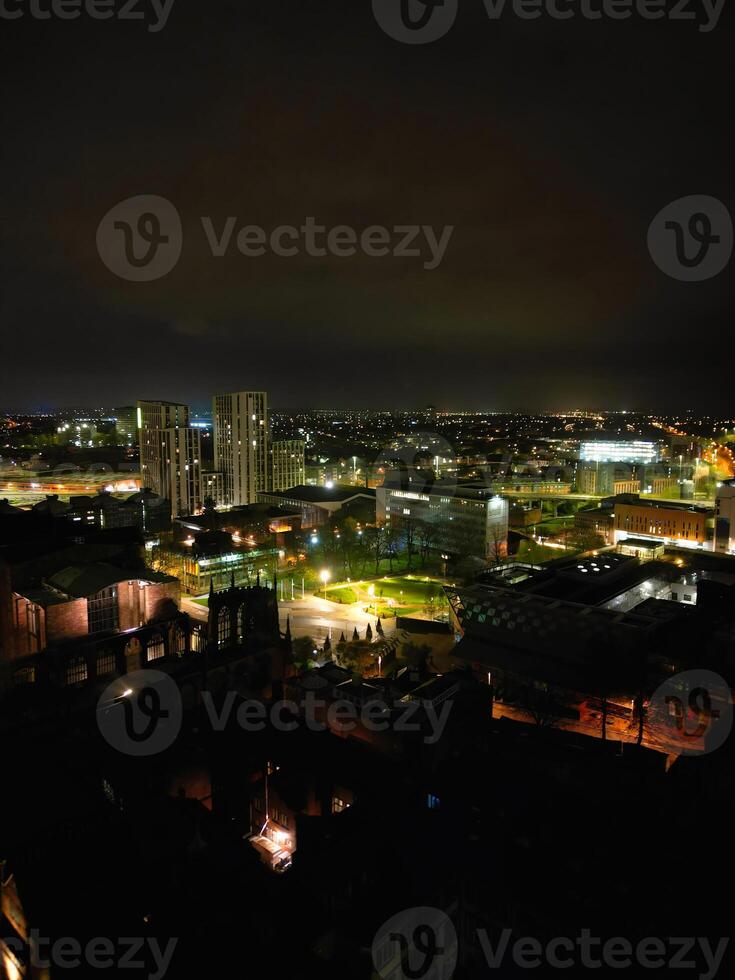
<box><xmin>1</xmin><ymin>1</ymin><xmax>732</xmax><ymax>413</ymax></box>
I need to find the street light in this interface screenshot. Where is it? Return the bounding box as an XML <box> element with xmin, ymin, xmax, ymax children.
<box><xmin>320</xmin><ymin>569</ymin><xmax>330</xmax><ymax>599</ymax></box>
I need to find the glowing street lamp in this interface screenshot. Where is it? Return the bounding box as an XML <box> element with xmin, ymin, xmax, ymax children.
<box><xmin>320</xmin><ymin>569</ymin><xmax>330</xmax><ymax>599</ymax></box>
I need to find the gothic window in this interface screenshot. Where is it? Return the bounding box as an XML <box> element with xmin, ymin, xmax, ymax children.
<box><xmin>191</xmin><ymin>626</ymin><xmax>205</xmax><ymax>653</ymax></box>
<box><xmin>14</xmin><ymin>666</ymin><xmax>36</xmax><ymax>685</ymax></box>
<box><xmin>146</xmin><ymin>633</ymin><xmax>165</xmax><ymax>662</ymax></box>
<box><xmin>175</xmin><ymin>624</ymin><xmax>187</xmax><ymax>656</ymax></box>
<box><xmin>218</xmin><ymin>607</ymin><xmax>231</xmax><ymax>649</ymax></box>
<box><xmin>88</xmin><ymin>586</ymin><xmax>119</xmax><ymax>634</ymax></box>
<box><xmin>65</xmin><ymin>657</ymin><xmax>88</xmax><ymax>686</ymax></box>
<box><xmin>96</xmin><ymin>650</ymin><xmax>116</xmax><ymax>676</ymax></box>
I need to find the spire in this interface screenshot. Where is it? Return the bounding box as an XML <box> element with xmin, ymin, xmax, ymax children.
<box><xmin>230</xmin><ymin>570</ymin><xmax>236</xmax><ymax>590</ymax></box>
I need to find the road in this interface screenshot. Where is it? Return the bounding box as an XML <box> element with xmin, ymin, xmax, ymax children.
<box><xmin>181</xmin><ymin>593</ymin><xmax>396</xmax><ymax>645</ymax></box>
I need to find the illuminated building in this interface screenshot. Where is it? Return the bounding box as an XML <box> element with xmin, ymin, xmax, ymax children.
<box><xmin>258</xmin><ymin>484</ymin><xmax>375</xmax><ymax>528</ymax></box>
<box><xmin>112</xmin><ymin>405</ymin><xmax>137</xmax><ymax>447</ymax></box>
<box><xmin>213</xmin><ymin>391</ymin><xmax>269</xmax><ymax>507</ymax></box>
<box><xmin>715</xmin><ymin>480</ymin><xmax>735</xmax><ymax>554</ymax></box>
<box><xmin>271</xmin><ymin>439</ymin><xmax>306</xmax><ymax>491</ymax></box>
<box><xmin>579</xmin><ymin>440</ymin><xmax>661</xmax><ymax>464</ymax></box>
<box><xmin>377</xmin><ymin>480</ymin><xmax>509</xmax><ymax>562</ymax></box>
<box><xmin>613</xmin><ymin>495</ymin><xmax>711</xmax><ymax>549</ymax></box>
<box><xmin>137</xmin><ymin>400</ymin><xmax>203</xmax><ymax>518</ymax></box>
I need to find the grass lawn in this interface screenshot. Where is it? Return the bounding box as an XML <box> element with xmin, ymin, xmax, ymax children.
<box><xmin>326</xmin><ymin>575</ymin><xmax>449</xmax><ymax>618</ymax></box>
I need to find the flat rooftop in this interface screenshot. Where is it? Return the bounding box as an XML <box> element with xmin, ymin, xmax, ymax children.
<box><xmin>261</xmin><ymin>485</ymin><xmax>375</xmax><ymax>503</ymax></box>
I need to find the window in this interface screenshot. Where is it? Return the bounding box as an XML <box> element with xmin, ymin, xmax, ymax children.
<box><xmin>96</xmin><ymin>651</ymin><xmax>116</xmax><ymax>676</ymax></box>
<box><xmin>147</xmin><ymin>633</ymin><xmax>165</xmax><ymax>661</ymax></box>
<box><xmin>175</xmin><ymin>625</ymin><xmax>187</xmax><ymax>656</ymax></box>
<box><xmin>65</xmin><ymin>657</ymin><xmax>88</xmax><ymax>686</ymax></box>
<box><xmin>88</xmin><ymin>586</ymin><xmax>119</xmax><ymax>634</ymax></box>
<box><xmin>218</xmin><ymin>608</ymin><xmax>231</xmax><ymax>648</ymax></box>
<box><xmin>427</xmin><ymin>794</ymin><xmax>441</xmax><ymax>810</ymax></box>
<box><xmin>14</xmin><ymin>666</ymin><xmax>36</xmax><ymax>685</ymax></box>
<box><xmin>332</xmin><ymin>797</ymin><xmax>350</xmax><ymax>814</ymax></box>
<box><xmin>191</xmin><ymin>626</ymin><xmax>205</xmax><ymax>653</ymax></box>
<box><xmin>27</xmin><ymin>602</ymin><xmax>42</xmax><ymax>653</ymax></box>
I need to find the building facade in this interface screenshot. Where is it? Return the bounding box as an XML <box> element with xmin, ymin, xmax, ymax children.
<box><xmin>377</xmin><ymin>482</ymin><xmax>509</xmax><ymax>562</ymax></box>
<box><xmin>271</xmin><ymin>440</ymin><xmax>306</xmax><ymax>492</ymax></box>
<box><xmin>213</xmin><ymin>391</ymin><xmax>269</xmax><ymax>507</ymax></box>
<box><xmin>715</xmin><ymin>481</ymin><xmax>735</xmax><ymax>554</ymax></box>
<box><xmin>613</xmin><ymin>495</ymin><xmax>710</xmax><ymax>548</ymax></box>
<box><xmin>137</xmin><ymin>400</ymin><xmax>203</xmax><ymax>518</ymax></box>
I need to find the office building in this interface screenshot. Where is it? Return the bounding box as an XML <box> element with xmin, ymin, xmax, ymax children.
<box><xmin>271</xmin><ymin>440</ymin><xmax>306</xmax><ymax>491</ymax></box>
<box><xmin>112</xmin><ymin>406</ymin><xmax>137</xmax><ymax>447</ymax></box>
<box><xmin>213</xmin><ymin>391</ymin><xmax>269</xmax><ymax>507</ymax></box>
<box><xmin>377</xmin><ymin>479</ymin><xmax>509</xmax><ymax>562</ymax></box>
<box><xmin>715</xmin><ymin>480</ymin><xmax>735</xmax><ymax>554</ymax></box>
<box><xmin>579</xmin><ymin>440</ymin><xmax>661</xmax><ymax>465</ymax></box>
<box><xmin>137</xmin><ymin>400</ymin><xmax>203</xmax><ymax>518</ymax></box>
<box><xmin>613</xmin><ymin>494</ymin><xmax>711</xmax><ymax>549</ymax></box>
<box><xmin>258</xmin><ymin>484</ymin><xmax>375</xmax><ymax>528</ymax></box>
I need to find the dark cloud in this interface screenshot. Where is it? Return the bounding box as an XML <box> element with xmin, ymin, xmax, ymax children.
<box><xmin>0</xmin><ymin>1</ymin><xmax>732</xmax><ymax>411</ymax></box>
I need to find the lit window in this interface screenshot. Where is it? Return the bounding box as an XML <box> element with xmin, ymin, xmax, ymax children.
<box><xmin>96</xmin><ymin>651</ymin><xmax>116</xmax><ymax>676</ymax></box>
<box><xmin>65</xmin><ymin>657</ymin><xmax>88</xmax><ymax>686</ymax></box>
<box><xmin>427</xmin><ymin>794</ymin><xmax>441</xmax><ymax>810</ymax></box>
<box><xmin>147</xmin><ymin>633</ymin><xmax>165</xmax><ymax>661</ymax></box>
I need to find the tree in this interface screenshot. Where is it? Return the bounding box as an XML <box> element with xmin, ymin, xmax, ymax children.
<box><xmin>364</xmin><ymin>526</ymin><xmax>387</xmax><ymax>574</ymax></box>
<box><xmin>415</xmin><ymin>519</ymin><xmax>439</xmax><ymax>566</ymax></box>
<box><xmin>402</xmin><ymin>517</ymin><xmax>418</xmax><ymax>570</ymax></box>
<box><xmin>384</xmin><ymin>524</ymin><xmax>402</xmax><ymax>573</ymax></box>
<box><xmin>488</xmin><ymin>521</ymin><xmax>506</xmax><ymax>566</ymax></box>
<box><xmin>292</xmin><ymin>635</ymin><xmax>317</xmax><ymax>667</ymax></box>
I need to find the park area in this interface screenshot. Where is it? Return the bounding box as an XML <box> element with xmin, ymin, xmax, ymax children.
<box><xmin>323</xmin><ymin>574</ymin><xmax>450</xmax><ymax>620</ymax></box>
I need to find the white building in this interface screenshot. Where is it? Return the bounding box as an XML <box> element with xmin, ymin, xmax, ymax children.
<box><xmin>136</xmin><ymin>400</ymin><xmax>202</xmax><ymax>518</ymax></box>
<box><xmin>271</xmin><ymin>440</ymin><xmax>306</xmax><ymax>492</ymax></box>
<box><xmin>579</xmin><ymin>440</ymin><xmax>660</xmax><ymax>465</ymax></box>
<box><xmin>213</xmin><ymin>391</ymin><xmax>269</xmax><ymax>507</ymax></box>
<box><xmin>715</xmin><ymin>481</ymin><xmax>735</xmax><ymax>554</ymax></box>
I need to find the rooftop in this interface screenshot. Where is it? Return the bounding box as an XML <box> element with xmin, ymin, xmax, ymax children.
<box><xmin>262</xmin><ymin>484</ymin><xmax>375</xmax><ymax>503</ymax></box>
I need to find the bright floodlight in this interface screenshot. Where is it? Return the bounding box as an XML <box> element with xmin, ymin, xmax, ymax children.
<box><xmin>320</xmin><ymin>570</ymin><xmax>330</xmax><ymax>584</ymax></box>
